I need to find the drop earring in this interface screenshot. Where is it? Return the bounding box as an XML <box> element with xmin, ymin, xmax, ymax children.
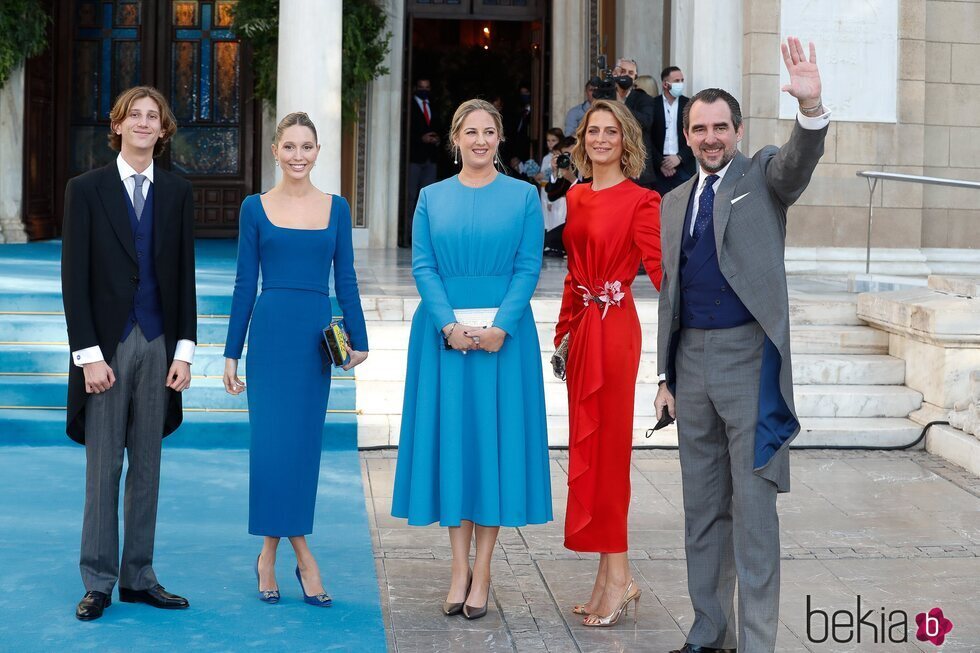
<box><xmin>274</xmin><ymin>159</ymin><xmax>280</xmax><ymax>167</ymax></box>
<box><xmin>453</xmin><ymin>147</ymin><xmax>459</xmax><ymax>166</ymax></box>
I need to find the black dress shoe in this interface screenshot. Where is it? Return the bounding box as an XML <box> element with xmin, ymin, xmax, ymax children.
<box><xmin>669</xmin><ymin>645</ymin><xmax>736</xmax><ymax>653</ymax></box>
<box><xmin>76</xmin><ymin>590</ymin><xmax>111</xmax><ymax>621</ymax></box>
<box><xmin>118</xmin><ymin>584</ymin><xmax>189</xmax><ymax>609</ymax></box>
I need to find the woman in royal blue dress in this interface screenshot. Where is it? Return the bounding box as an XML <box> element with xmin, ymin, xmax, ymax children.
<box><xmin>391</xmin><ymin>99</ymin><xmax>552</xmax><ymax>620</ymax></box>
<box><xmin>223</xmin><ymin>112</ymin><xmax>368</xmax><ymax>606</ymax></box>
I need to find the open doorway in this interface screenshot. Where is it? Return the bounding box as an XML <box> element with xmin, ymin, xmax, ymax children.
<box><xmin>399</xmin><ymin>4</ymin><xmax>548</xmax><ymax>247</ymax></box>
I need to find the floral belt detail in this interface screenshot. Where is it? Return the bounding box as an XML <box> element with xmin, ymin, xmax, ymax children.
<box><xmin>577</xmin><ymin>280</ymin><xmax>626</xmax><ymax>319</ymax></box>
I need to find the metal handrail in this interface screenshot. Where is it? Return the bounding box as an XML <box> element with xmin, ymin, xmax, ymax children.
<box><xmin>856</xmin><ymin>171</ymin><xmax>980</xmax><ymax>274</ymax></box>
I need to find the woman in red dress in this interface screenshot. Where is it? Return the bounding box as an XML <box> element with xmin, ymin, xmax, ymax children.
<box><xmin>555</xmin><ymin>99</ymin><xmax>662</xmax><ymax>627</ymax></box>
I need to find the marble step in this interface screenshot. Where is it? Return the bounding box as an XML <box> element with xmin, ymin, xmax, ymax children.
<box><xmin>364</xmin><ymin>414</ymin><xmax>923</xmax><ymax>449</ymax></box>
<box><xmin>363</xmin><ymin>322</ymin><xmax>890</xmax><ymax>357</ymax></box>
<box><xmin>0</xmin><ymin>314</ymin><xmax>233</xmax><ymax>346</ymax></box>
<box><xmin>358</xmin><ymin>380</ymin><xmax>921</xmax><ymax>420</ymax></box>
<box><xmin>0</xmin><ymin>408</ymin><xmax>357</xmax><ymax>449</ymax></box>
<box><xmin>794</xmin><ymin>385</ymin><xmax>922</xmax><ymax>418</ymax></box>
<box><xmin>794</xmin><ymin>418</ymin><xmax>923</xmax><ymax>447</ymax></box>
<box><xmin>354</xmin><ymin>349</ymin><xmax>906</xmax><ymax>388</ymax></box>
<box><xmin>788</xmin><ymin>325</ymin><xmax>889</xmax><ymax>355</ymax></box>
<box><xmin>0</xmin><ymin>344</ymin><xmax>356</xmax><ymax>379</ymax></box>
<box><xmin>0</xmin><ymin>376</ymin><xmax>356</xmax><ymax>411</ymax></box>
<box><xmin>791</xmin><ymin>354</ymin><xmax>905</xmax><ymax>385</ymax></box>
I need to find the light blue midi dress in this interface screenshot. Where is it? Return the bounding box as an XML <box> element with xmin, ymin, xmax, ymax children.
<box><xmin>225</xmin><ymin>194</ymin><xmax>368</xmax><ymax>536</ymax></box>
<box><xmin>391</xmin><ymin>174</ymin><xmax>553</xmax><ymax>527</ymax></box>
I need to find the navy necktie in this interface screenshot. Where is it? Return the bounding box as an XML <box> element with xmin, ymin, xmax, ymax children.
<box><xmin>692</xmin><ymin>174</ymin><xmax>719</xmax><ymax>241</ymax></box>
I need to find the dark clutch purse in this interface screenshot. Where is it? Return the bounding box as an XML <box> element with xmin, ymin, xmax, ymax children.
<box><xmin>321</xmin><ymin>318</ymin><xmax>352</xmax><ymax>368</ymax></box>
<box><xmin>551</xmin><ymin>333</ymin><xmax>569</xmax><ymax>381</ymax></box>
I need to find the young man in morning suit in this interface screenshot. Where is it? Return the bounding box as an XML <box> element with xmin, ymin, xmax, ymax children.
<box><xmin>62</xmin><ymin>86</ymin><xmax>197</xmax><ymax>621</ymax></box>
<box><xmin>654</xmin><ymin>38</ymin><xmax>829</xmax><ymax>653</ymax></box>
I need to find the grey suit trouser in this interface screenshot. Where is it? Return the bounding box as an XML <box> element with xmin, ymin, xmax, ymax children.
<box><xmin>675</xmin><ymin>321</ymin><xmax>780</xmax><ymax>653</ymax></box>
<box><xmin>80</xmin><ymin>325</ymin><xmax>167</xmax><ymax>594</ymax></box>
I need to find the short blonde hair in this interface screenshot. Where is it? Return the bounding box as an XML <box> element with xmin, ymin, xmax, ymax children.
<box><xmin>108</xmin><ymin>86</ymin><xmax>177</xmax><ymax>157</ymax></box>
<box><xmin>448</xmin><ymin>99</ymin><xmax>505</xmax><ymax>161</ymax></box>
<box><xmin>572</xmin><ymin>99</ymin><xmax>646</xmax><ymax>180</ymax></box>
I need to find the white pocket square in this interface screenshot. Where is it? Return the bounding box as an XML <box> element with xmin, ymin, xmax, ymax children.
<box><xmin>731</xmin><ymin>192</ymin><xmax>751</xmax><ymax>205</ymax></box>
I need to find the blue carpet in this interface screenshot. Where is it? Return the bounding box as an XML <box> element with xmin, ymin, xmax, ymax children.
<box><xmin>0</xmin><ymin>241</ymin><xmax>384</xmax><ymax>651</ymax></box>
<box><xmin>0</xmin><ymin>446</ymin><xmax>386</xmax><ymax>652</ymax></box>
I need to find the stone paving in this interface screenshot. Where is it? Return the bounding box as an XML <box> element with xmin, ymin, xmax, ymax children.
<box><xmin>363</xmin><ymin>449</ymin><xmax>980</xmax><ymax>652</ymax></box>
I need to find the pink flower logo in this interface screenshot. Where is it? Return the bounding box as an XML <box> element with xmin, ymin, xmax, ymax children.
<box><xmin>915</xmin><ymin>607</ymin><xmax>953</xmax><ymax>646</ymax></box>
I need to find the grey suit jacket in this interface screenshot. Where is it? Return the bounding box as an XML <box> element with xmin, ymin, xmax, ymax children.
<box><xmin>656</xmin><ymin>120</ymin><xmax>828</xmax><ymax>490</ymax></box>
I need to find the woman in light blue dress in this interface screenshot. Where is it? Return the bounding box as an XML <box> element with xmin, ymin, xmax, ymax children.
<box><xmin>223</xmin><ymin>112</ymin><xmax>368</xmax><ymax>607</ymax></box>
<box><xmin>392</xmin><ymin>99</ymin><xmax>552</xmax><ymax>620</ymax></box>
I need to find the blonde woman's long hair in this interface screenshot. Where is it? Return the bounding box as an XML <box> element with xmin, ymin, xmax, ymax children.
<box><xmin>448</xmin><ymin>98</ymin><xmax>506</xmax><ymax>166</ymax></box>
<box><xmin>572</xmin><ymin>99</ymin><xmax>646</xmax><ymax>180</ymax></box>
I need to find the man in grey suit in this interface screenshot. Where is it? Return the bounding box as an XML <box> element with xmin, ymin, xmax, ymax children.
<box><xmin>654</xmin><ymin>38</ymin><xmax>828</xmax><ymax>653</ymax></box>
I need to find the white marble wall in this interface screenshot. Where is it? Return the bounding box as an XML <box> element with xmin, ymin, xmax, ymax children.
<box><xmin>0</xmin><ymin>65</ymin><xmax>27</xmax><ymax>243</ymax></box>
<box><xmin>778</xmin><ymin>0</ymin><xmax>898</xmax><ymax>122</ymax></box>
<box><xmin>671</xmin><ymin>0</ymin><xmax>743</xmax><ymax>99</ymax></box>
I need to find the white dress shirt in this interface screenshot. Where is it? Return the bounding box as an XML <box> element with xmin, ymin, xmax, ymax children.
<box><xmin>663</xmin><ymin>95</ymin><xmax>679</xmax><ymax>156</ymax></box>
<box><xmin>72</xmin><ymin>154</ymin><xmax>196</xmax><ymax>367</ymax></box>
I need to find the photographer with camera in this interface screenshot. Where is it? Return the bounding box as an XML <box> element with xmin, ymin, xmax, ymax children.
<box><xmin>565</xmin><ymin>80</ymin><xmax>595</xmax><ymax>136</ymax></box>
<box><xmin>542</xmin><ymin>136</ymin><xmax>580</xmax><ymax>257</ymax></box>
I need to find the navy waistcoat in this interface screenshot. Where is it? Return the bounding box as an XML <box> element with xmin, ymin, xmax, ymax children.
<box><xmin>121</xmin><ymin>182</ymin><xmax>164</xmax><ymax>343</ymax></box>
<box><xmin>678</xmin><ymin>182</ymin><xmax>754</xmax><ymax>329</ymax></box>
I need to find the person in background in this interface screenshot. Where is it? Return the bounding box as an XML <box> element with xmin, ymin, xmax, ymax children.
<box><xmin>403</xmin><ymin>77</ymin><xmax>442</xmax><ymax>247</ymax></box>
<box><xmin>507</xmin><ymin>84</ymin><xmax>533</xmax><ymax>163</ymax></box>
<box><xmin>536</xmin><ymin>127</ymin><xmax>565</xmax><ymax>244</ymax></box>
<box><xmin>564</xmin><ymin>79</ymin><xmax>595</xmax><ymax>136</ymax></box>
<box><xmin>633</xmin><ymin>74</ymin><xmax>657</xmax><ymax>97</ymax></box>
<box><xmin>543</xmin><ymin>136</ymin><xmax>579</xmax><ymax>257</ymax></box>
<box><xmin>612</xmin><ymin>58</ymin><xmax>657</xmax><ymax>190</ymax></box>
<box><xmin>651</xmin><ymin>66</ymin><xmax>696</xmax><ymax>196</ymax></box>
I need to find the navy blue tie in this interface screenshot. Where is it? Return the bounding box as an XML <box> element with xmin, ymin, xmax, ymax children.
<box><xmin>692</xmin><ymin>174</ymin><xmax>719</xmax><ymax>241</ymax></box>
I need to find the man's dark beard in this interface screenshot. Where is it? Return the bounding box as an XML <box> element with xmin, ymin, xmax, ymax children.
<box><xmin>696</xmin><ymin>148</ymin><xmax>736</xmax><ymax>174</ymax></box>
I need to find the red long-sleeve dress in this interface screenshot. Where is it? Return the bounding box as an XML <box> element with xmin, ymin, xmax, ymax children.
<box><xmin>555</xmin><ymin>179</ymin><xmax>662</xmax><ymax>553</ymax></box>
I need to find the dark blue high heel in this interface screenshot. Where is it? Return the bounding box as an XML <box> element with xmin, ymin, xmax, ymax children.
<box><xmin>295</xmin><ymin>566</ymin><xmax>332</xmax><ymax>607</ymax></box>
<box><xmin>254</xmin><ymin>555</ymin><xmax>280</xmax><ymax>603</ymax></box>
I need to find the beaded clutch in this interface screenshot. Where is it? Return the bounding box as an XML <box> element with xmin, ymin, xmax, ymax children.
<box><xmin>551</xmin><ymin>333</ymin><xmax>569</xmax><ymax>381</ymax></box>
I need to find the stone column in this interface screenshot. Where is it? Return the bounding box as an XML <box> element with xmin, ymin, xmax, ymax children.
<box><xmin>616</xmin><ymin>0</ymin><xmax>664</xmax><ymax>81</ymax></box>
<box><xmin>551</xmin><ymin>0</ymin><xmax>591</xmax><ymax>134</ymax></box>
<box><xmin>276</xmin><ymin>0</ymin><xmax>342</xmax><ymax>194</ymax></box>
<box><xmin>364</xmin><ymin>0</ymin><xmax>404</xmax><ymax>249</ymax></box>
<box><xmin>0</xmin><ymin>65</ymin><xmax>28</xmax><ymax>243</ymax></box>
<box><xmin>670</xmin><ymin>0</ymin><xmax>742</xmax><ymax>99</ymax></box>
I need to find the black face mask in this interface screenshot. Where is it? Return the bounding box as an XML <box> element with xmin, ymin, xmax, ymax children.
<box><xmin>615</xmin><ymin>76</ymin><xmax>633</xmax><ymax>90</ymax></box>
<box><xmin>416</xmin><ymin>89</ymin><xmax>430</xmax><ymax>101</ymax></box>
<box><xmin>520</xmin><ymin>93</ymin><xmax>531</xmax><ymax>105</ymax></box>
